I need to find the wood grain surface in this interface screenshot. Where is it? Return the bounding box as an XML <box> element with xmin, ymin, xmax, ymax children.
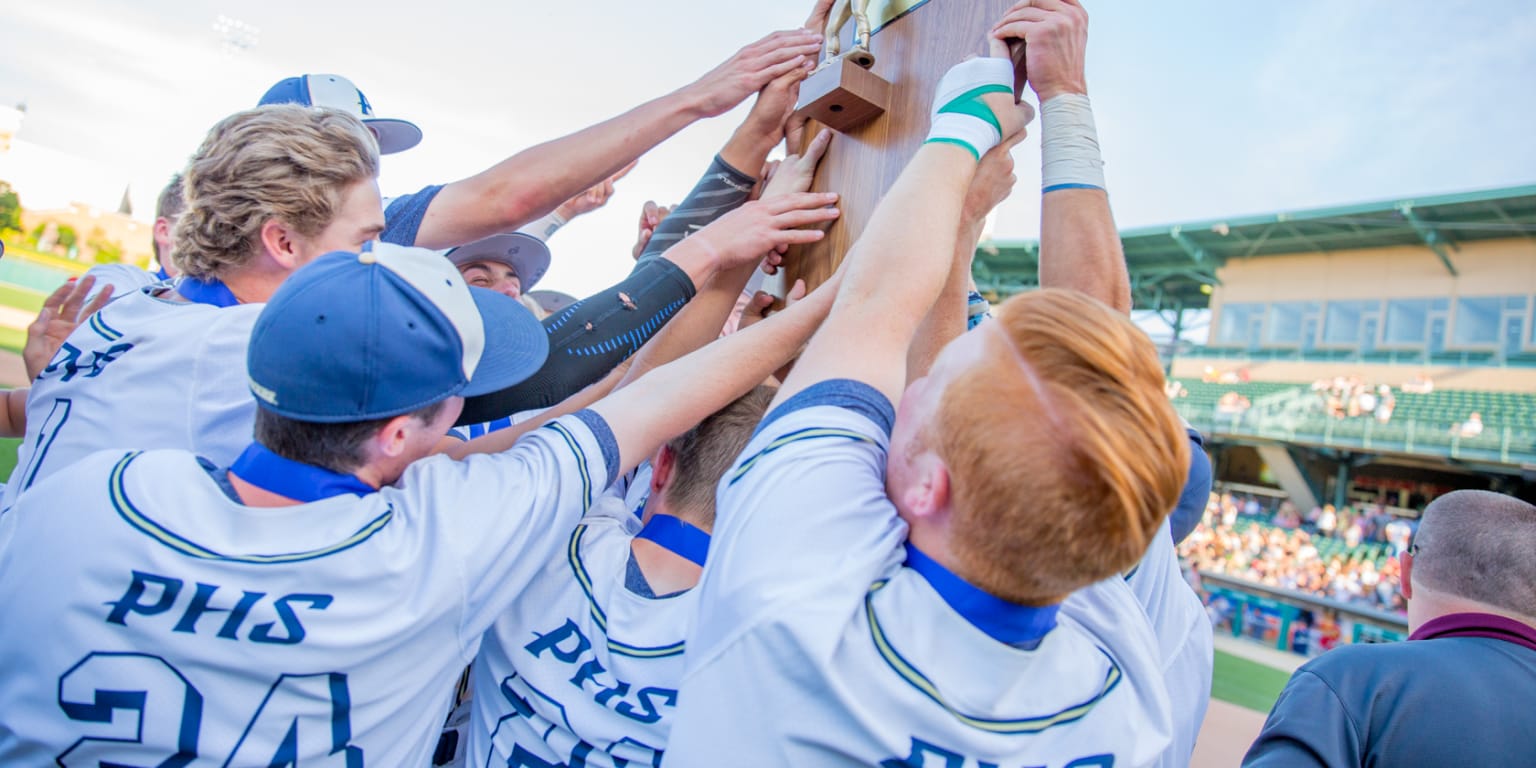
<box><xmin>786</xmin><ymin>0</ymin><xmax>1021</xmax><ymax>292</ymax></box>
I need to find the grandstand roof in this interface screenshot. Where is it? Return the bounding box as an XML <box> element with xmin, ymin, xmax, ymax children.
<box><xmin>974</xmin><ymin>183</ymin><xmax>1536</xmax><ymax>310</ymax></box>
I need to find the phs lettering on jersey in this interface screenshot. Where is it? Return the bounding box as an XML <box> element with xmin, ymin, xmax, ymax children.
<box><xmin>105</xmin><ymin>570</ymin><xmax>331</xmax><ymax>645</ymax></box>
<box><xmin>882</xmin><ymin>738</ymin><xmax>1114</xmax><ymax>768</ymax></box>
<box><xmin>523</xmin><ymin>619</ymin><xmax>678</xmax><ymax>724</ymax></box>
<box><xmin>45</xmin><ymin>341</ymin><xmax>135</xmax><ymax>382</ymax></box>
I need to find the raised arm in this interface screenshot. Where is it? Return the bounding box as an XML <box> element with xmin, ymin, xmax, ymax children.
<box><xmin>775</xmin><ymin>46</ymin><xmax>1033</xmax><ymax>409</ymax></box>
<box><xmin>410</xmin><ymin>29</ymin><xmax>822</xmax><ymax>250</ymax></box>
<box><xmin>906</xmin><ymin>132</ymin><xmax>1025</xmax><ymax>381</ymax></box>
<box><xmin>994</xmin><ymin>0</ymin><xmax>1129</xmax><ymax>312</ymax></box>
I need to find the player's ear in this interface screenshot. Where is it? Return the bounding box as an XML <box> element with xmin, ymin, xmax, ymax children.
<box><xmin>258</xmin><ymin>218</ymin><xmax>303</xmax><ymax>270</ymax></box>
<box><xmin>373</xmin><ymin>413</ymin><xmax>417</xmax><ymax>460</ymax></box>
<box><xmin>1398</xmin><ymin>550</ymin><xmax>1414</xmax><ymax>600</ymax></box>
<box><xmin>898</xmin><ymin>454</ymin><xmax>951</xmax><ymax>522</ymax></box>
<box><xmin>650</xmin><ymin>446</ymin><xmax>676</xmax><ymax>495</ymax></box>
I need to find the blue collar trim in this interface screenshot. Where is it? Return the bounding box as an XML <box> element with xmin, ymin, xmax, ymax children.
<box><xmin>153</xmin><ymin>266</ymin><xmax>171</xmax><ymax>281</ymax></box>
<box><xmin>635</xmin><ymin>513</ymin><xmax>710</xmax><ymax>567</ymax></box>
<box><xmin>904</xmin><ymin>543</ymin><xmax>1059</xmax><ymax>647</ymax></box>
<box><xmin>176</xmin><ymin>275</ymin><xmax>241</xmax><ymax>307</ymax></box>
<box><xmin>229</xmin><ymin>443</ymin><xmax>374</xmax><ymax>502</ymax></box>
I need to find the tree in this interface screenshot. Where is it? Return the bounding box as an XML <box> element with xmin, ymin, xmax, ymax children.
<box><xmin>0</xmin><ymin>181</ymin><xmax>20</xmax><ymax>234</ymax></box>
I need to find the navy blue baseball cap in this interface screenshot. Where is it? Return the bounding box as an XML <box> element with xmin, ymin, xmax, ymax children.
<box><xmin>258</xmin><ymin>74</ymin><xmax>422</xmax><ymax>154</ymax></box>
<box><xmin>247</xmin><ymin>243</ymin><xmax>548</xmax><ymax>423</ymax></box>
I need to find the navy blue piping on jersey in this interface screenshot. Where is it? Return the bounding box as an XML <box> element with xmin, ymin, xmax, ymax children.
<box><xmin>904</xmin><ymin>543</ymin><xmax>1059</xmax><ymax>649</ymax></box>
<box><xmin>634</xmin><ymin>513</ymin><xmax>710</xmax><ymax>567</ymax></box>
<box><xmin>229</xmin><ymin>443</ymin><xmax>374</xmax><ymax>502</ymax></box>
<box><xmin>571</xmin><ymin>409</ymin><xmax>620</xmax><ymax>489</ymax></box>
<box><xmin>175</xmin><ymin>275</ymin><xmax>241</xmax><ymax>308</ymax></box>
<box><xmin>756</xmin><ymin>378</ymin><xmax>895</xmax><ymax>438</ymax></box>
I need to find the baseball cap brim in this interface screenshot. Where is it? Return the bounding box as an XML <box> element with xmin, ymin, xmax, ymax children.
<box><xmin>460</xmin><ymin>285</ymin><xmax>549</xmax><ymax>398</ymax></box>
<box><xmin>445</xmin><ymin>232</ymin><xmax>552</xmax><ymax>292</ymax></box>
<box><xmin>365</xmin><ymin>118</ymin><xmax>423</xmax><ymax>155</ymax></box>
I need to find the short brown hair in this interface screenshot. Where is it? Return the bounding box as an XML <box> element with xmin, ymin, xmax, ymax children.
<box><xmin>174</xmin><ymin>104</ymin><xmax>379</xmax><ymax>278</ymax></box>
<box><xmin>932</xmin><ymin>289</ymin><xmax>1188</xmax><ymax>605</ymax></box>
<box><xmin>156</xmin><ymin>172</ymin><xmax>186</xmax><ymax>221</ymax></box>
<box><xmin>1413</xmin><ymin>490</ymin><xmax>1536</xmax><ymax>619</ymax></box>
<box><xmin>662</xmin><ymin>385</ymin><xmax>777</xmax><ymax>530</ymax></box>
<box><xmin>253</xmin><ymin>399</ymin><xmax>447</xmax><ymax>476</ymax></box>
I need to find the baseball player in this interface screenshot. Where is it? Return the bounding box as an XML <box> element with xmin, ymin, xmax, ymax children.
<box><xmin>663</xmin><ymin>7</ymin><xmax>1195</xmax><ymax>767</ymax></box>
<box><xmin>0</xmin><ymin>104</ymin><xmax>384</xmax><ymax>513</ymax></box>
<box><xmin>0</xmin><ymin>206</ymin><xmax>841</xmax><ymax>763</ymax></box>
<box><xmin>453</xmin><ymin>134</ymin><xmax>831</xmax><ymax>765</ymax></box>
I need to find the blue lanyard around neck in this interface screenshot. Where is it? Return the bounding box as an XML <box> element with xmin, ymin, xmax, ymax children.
<box><xmin>229</xmin><ymin>443</ymin><xmax>375</xmax><ymax>502</ymax></box>
<box><xmin>176</xmin><ymin>275</ymin><xmax>241</xmax><ymax>307</ymax></box>
<box><xmin>635</xmin><ymin>511</ymin><xmax>711</xmax><ymax>567</ymax></box>
<box><xmin>903</xmin><ymin>543</ymin><xmax>1060</xmax><ymax>647</ymax></box>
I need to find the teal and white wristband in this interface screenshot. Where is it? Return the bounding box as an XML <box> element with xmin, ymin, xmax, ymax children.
<box><xmin>1040</xmin><ymin>93</ymin><xmax>1106</xmax><ymax>193</ymax></box>
<box><xmin>925</xmin><ymin>57</ymin><xmax>1016</xmax><ymax>161</ymax></box>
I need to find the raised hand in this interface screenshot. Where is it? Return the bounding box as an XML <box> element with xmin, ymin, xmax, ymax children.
<box><xmin>631</xmin><ymin>201</ymin><xmax>673</xmax><ymax>261</ymax></box>
<box><xmin>991</xmin><ymin>0</ymin><xmax>1090</xmax><ymax>102</ymax></box>
<box><xmin>685</xmin><ymin>192</ymin><xmax>840</xmax><ymax>272</ymax></box>
<box><xmin>685</xmin><ymin>29</ymin><xmax>823</xmax><ymax>118</ymax></box>
<box><xmin>25</xmin><ymin>275</ymin><xmax>114</xmax><ymax>380</ymax></box>
<box><xmin>962</xmin><ymin>125</ymin><xmax>1028</xmax><ymax>226</ymax></box>
<box><xmin>761</xmin><ymin>129</ymin><xmax>833</xmax><ymax>200</ymax></box>
<box><xmin>556</xmin><ymin>161</ymin><xmax>636</xmax><ymax>221</ymax></box>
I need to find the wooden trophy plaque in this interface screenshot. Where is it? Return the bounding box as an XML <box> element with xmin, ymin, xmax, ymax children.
<box><xmin>784</xmin><ymin>0</ymin><xmax>1026</xmax><ymax>293</ymax></box>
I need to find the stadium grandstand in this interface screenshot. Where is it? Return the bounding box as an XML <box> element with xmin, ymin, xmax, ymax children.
<box><xmin>976</xmin><ymin>183</ymin><xmax>1536</xmax><ymax>514</ymax></box>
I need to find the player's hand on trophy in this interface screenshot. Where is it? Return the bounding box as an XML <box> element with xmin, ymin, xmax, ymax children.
<box><xmin>687</xmin><ymin>29</ymin><xmax>823</xmax><ymax>118</ymax></box>
<box><xmin>737</xmin><ymin>278</ymin><xmax>808</xmax><ymax>332</ymax></box>
<box><xmin>25</xmin><ymin>275</ymin><xmax>113</xmax><ymax>380</ymax></box>
<box><xmin>761</xmin><ymin>129</ymin><xmax>833</xmax><ymax>200</ymax></box>
<box><xmin>631</xmin><ymin>201</ymin><xmax>673</xmax><ymax>260</ymax></box>
<box><xmin>740</xmin><ymin>66</ymin><xmax>811</xmax><ymax>152</ymax></box>
<box><xmin>992</xmin><ymin>0</ymin><xmax>1090</xmax><ymax>102</ymax></box>
<box><xmin>556</xmin><ymin>161</ymin><xmax>636</xmax><ymax>221</ymax></box>
<box><xmin>685</xmin><ymin>192</ymin><xmax>839</xmax><ymax>272</ymax></box>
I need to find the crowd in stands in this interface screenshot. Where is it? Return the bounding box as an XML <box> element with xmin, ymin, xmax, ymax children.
<box><xmin>1178</xmin><ymin>491</ymin><xmax>1411</xmax><ymax>613</ymax></box>
<box><xmin>1311</xmin><ymin>375</ymin><xmax>1396</xmax><ymax>422</ymax></box>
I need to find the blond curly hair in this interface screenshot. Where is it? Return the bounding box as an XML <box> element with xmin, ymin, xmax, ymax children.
<box><xmin>173</xmin><ymin>104</ymin><xmax>379</xmax><ymax>278</ymax></box>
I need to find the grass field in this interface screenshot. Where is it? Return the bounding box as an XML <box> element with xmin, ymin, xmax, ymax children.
<box><xmin>0</xmin><ymin>437</ymin><xmax>19</xmax><ymax>482</ymax></box>
<box><xmin>1212</xmin><ymin>649</ymin><xmax>1293</xmax><ymax>712</ymax></box>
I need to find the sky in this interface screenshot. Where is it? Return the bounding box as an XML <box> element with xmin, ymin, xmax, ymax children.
<box><xmin>1</xmin><ymin>0</ymin><xmax>1534</xmax><ymax>301</ymax></box>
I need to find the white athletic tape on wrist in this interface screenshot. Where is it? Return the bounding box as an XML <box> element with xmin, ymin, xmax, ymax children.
<box><xmin>1040</xmin><ymin>93</ymin><xmax>1106</xmax><ymax>193</ymax></box>
<box><xmin>519</xmin><ymin>210</ymin><xmax>567</xmax><ymax>241</ymax></box>
<box><xmin>925</xmin><ymin>57</ymin><xmax>1016</xmax><ymax>160</ymax></box>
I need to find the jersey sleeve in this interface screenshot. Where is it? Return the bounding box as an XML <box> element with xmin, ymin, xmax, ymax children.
<box><xmin>688</xmin><ymin>380</ymin><xmax>907</xmax><ymax>658</ymax></box>
<box><xmin>186</xmin><ymin>305</ymin><xmax>264</xmax><ymax>468</ymax></box>
<box><xmin>1243</xmin><ymin>667</ymin><xmax>1363</xmax><ymax>767</ymax></box>
<box><xmin>402</xmin><ymin>410</ymin><xmax>619</xmax><ymax>647</ymax></box>
<box><xmin>381</xmin><ymin>185</ymin><xmax>445</xmax><ymax>246</ymax></box>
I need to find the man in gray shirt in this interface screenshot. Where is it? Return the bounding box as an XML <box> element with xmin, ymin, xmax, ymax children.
<box><xmin>1245</xmin><ymin>490</ymin><xmax>1536</xmax><ymax>766</ymax></box>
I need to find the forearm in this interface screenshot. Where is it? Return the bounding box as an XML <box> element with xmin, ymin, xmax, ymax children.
<box><xmin>445</xmin><ymin>359</ymin><xmax>632</xmax><ymax>460</ymax></box>
<box><xmin>0</xmin><ymin>388</ymin><xmax>26</xmax><ymax>438</ymax></box>
<box><xmin>592</xmin><ymin>284</ymin><xmax>833</xmax><ymax>474</ymax></box>
<box><xmin>1040</xmin><ymin>188</ymin><xmax>1129</xmax><ymax>312</ymax></box>
<box><xmin>457</xmin><ymin>258</ymin><xmax>697</xmax><ymax>424</ymax></box>
<box><xmin>416</xmin><ymin>91</ymin><xmax>706</xmax><ymax>249</ymax></box>
<box><xmin>907</xmin><ymin>216</ymin><xmax>986</xmax><ymax>382</ymax></box>
<box><xmin>783</xmin><ymin>144</ymin><xmax>976</xmax><ymax>405</ymax></box>
<box><xmin>617</xmin><ymin>262</ymin><xmax>759</xmax><ymax>389</ymax></box>
<box><xmin>1036</xmin><ymin>94</ymin><xmax>1130</xmax><ymax>313</ymax></box>
<box><xmin>640</xmin><ymin>157</ymin><xmax>757</xmax><ymax>263</ymax></box>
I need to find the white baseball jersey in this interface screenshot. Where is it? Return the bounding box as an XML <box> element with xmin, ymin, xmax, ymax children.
<box><xmin>83</xmin><ymin>263</ymin><xmax>168</xmax><ymax>299</ymax></box>
<box><xmin>666</xmin><ymin>381</ymin><xmax>1174</xmax><ymax>767</ymax></box>
<box><xmin>1125</xmin><ymin>518</ymin><xmax>1214</xmax><ymax>767</ymax></box>
<box><xmin>1</xmin><ymin>287</ymin><xmax>260</xmax><ymax>511</ymax></box>
<box><xmin>0</xmin><ymin>412</ymin><xmax>615</xmax><ymax>765</ymax></box>
<box><xmin>467</xmin><ymin>480</ymin><xmax>694</xmax><ymax>767</ymax></box>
